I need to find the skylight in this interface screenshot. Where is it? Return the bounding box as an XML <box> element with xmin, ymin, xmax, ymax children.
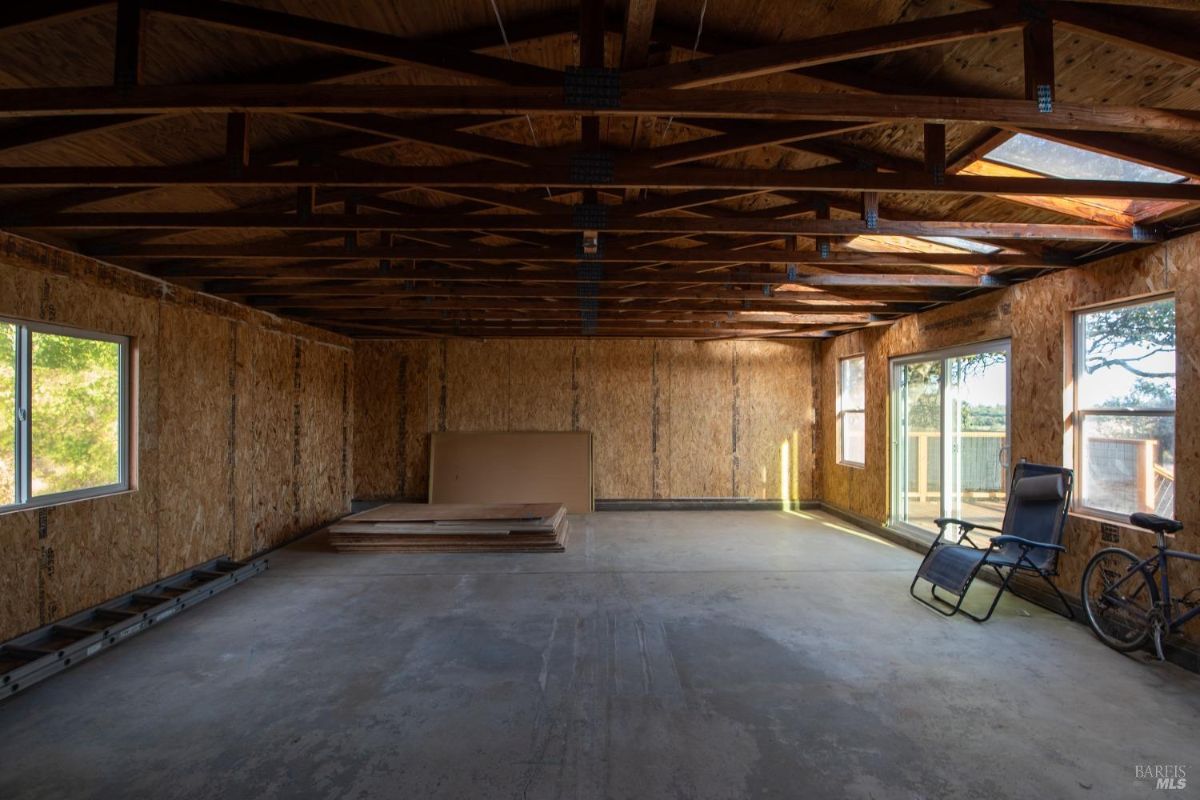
<box><xmin>846</xmin><ymin>235</ymin><xmax>999</xmax><ymax>255</ymax></box>
<box><xmin>922</xmin><ymin>236</ymin><xmax>1001</xmax><ymax>255</ymax></box>
<box><xmin>987</xmin><ymin>134</ymin><xmax>1185</xmax><ymax>184</ymax></box>
<box><xmin>959</xmin><ymin>133</ymin><xmax>1192</xmax><ymax>225</ymax></box>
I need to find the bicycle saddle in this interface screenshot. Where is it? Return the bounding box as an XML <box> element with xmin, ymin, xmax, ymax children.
<box><xmin>1130</xmin><ymin>512</ymin><xmax>1183</xmax><ymax>534</ymax></box>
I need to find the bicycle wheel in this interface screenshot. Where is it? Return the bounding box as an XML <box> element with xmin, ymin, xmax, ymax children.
<box><xmin>1081</xmin><ymin>548</ymin><xmax>1158</xmax><ymax>652</ymax></box>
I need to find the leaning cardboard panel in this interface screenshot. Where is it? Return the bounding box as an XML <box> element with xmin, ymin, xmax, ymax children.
<box><xmin>429</xmin><ymin>432</ymin><xmax>593</xmax><ymax>512</ymax></box>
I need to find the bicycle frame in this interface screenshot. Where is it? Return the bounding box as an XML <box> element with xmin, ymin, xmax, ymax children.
<box><xmin>1104</xmin><ymin>544</ymin><xmax>1200</xmax><ymax>633</ymax></box>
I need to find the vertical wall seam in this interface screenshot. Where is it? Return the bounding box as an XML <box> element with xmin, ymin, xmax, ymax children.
<box><xmin>570</xmin><ymin>342</ymin><xmax>581</xmax><ymax>431</ymax></box>
<box><xmin>341</xmin><ymin>354</ymin><xmax>349</xmax><ymax>509</ymax></box>
<box><xmin>397</xmin><ymin>353</ymin><xmax>409</xmax><ymax>498</ymax></box>
<box><xmin>731</xmin><ymin>343</ymin><xmax>740</xmax><ymax>498</ymax></box>
<box><xmin>291</xmin><ymin>337</ymin><xmax>302</xmax><ymax>530</ymax></box>
<box><xmin>651</xmin><ymin>341</ymin><xmax>660</xmax><ymax>498</ymax></box>
<box><xmin>227</xmin><ymin>321</ymin><xmax>237</xmax><ymax>558</ymax></box>
<box><xmin>437</xmin><ymin>340</ymin><xmax>448</xmax><ymax>432</ymax></box>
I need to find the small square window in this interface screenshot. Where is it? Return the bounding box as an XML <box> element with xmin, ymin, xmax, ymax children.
<box><xmin>1</xmin><ymin>318</ymin><xmax>131</xmax><ymax>511</ymax></box>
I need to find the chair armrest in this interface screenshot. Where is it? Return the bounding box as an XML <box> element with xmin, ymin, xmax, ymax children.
<box><xmin>934</xmin><ymin>518</ymin><xmax>1002</xmax><ymax>534</ymax></box>
<box><xmin>991</xmin><ymin>535</ymin><xmax>1065</xmax><ymax>553</ymax></box>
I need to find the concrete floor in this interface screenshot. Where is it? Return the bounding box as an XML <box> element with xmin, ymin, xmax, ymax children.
<box><xmin>1</xmin><ymin>510</ymin><xmax>1198</xmax><ymax>800</ymax></box>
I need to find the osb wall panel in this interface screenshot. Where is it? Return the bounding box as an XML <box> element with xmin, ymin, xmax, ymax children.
<box><xmin>353</xmin><ymin>339</ymin><xmax>816</xmax><ymax>502</ymax></box>
<box><xmin>297</xmin><ymin>341</ymin><xmax>353</xmax><ymax>535</ymax></box>
<box><xmin>816</xmin><ymin>231</ymin><xmax>1200</xmax><ymax>643</ymax></box>
<box><xmin>157</xmin><ymin>305</ymin><xmax>235</xmax><ymax>574</ymax></box>
<box><xmin>0</xmin><ymin>245</ymin><xmax>161</xmax><ymax>638</ymax></box>
<box><xmin>506</xmin><ymin>340</ymin><xmax>575</xmax><ymax>431</ymax></box>
<box><xmin>735</xmin><ymin>341</ymin><xmax>816</xmax><ymax>501</ymax></box>
<box><xmin>0</xmin><ymin>233</ymin><xmax>350</xmax><ymax>641</ymax></box>
<box><xmin>237</xmin><ymin>325</ymin><xmax>297</xmax><ymax>556</ymax></box>
<box><xmin>580</xmin><ymin>340</ymin><xmax>656</xmax><ymax>499</ymax></box>
<box><xmin>445</xmin><ymin>340</ymin><xmax>512</xmax><ymax>432</ymax></box>
<box><xmin>666</xmin><ymin>341</ymin><xmax>735</xmax><ymax>498</ymax></box>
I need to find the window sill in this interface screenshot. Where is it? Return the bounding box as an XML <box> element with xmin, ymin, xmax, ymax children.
<box><xmin>0</xmin><ymin>486</ymin><xmax>135</xmax><ymax>516</ymax></box>
<box><xmin>1068</xmin><ymin>510</ymin><xmax>1143</xmax><ymax>531</ymax></box>
<box><xmin>837</xmin><ymin>461</ymin><xmax>865</xmax><ymax>470</ymax></box>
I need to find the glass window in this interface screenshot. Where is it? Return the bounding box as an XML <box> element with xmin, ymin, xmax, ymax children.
<box><xmin>1075</xmin><ymin>297</ymin><xmax>1175</xmax><ymax>519</ymax></box>
<box><xmin>846</xmin><ymin>234</ymin><xmax>999</xmax><ymax>256</ymax></box>
<box><xmin>1</xmin><ymin>319</ymin><xmax>129</xmax><ymax>511</ymax></box>
<box><xmin>0</xmin><ymin>322</ymin><xmax>15</xmax><ymax>505</ymax></box>
<box><xmin>961</xmin><ymin>133</ymin><xmax>1189</xmax><ymax>224</ymax></box>
<box><xmin>838</xmin><ymin>355</ymin><xmax>866</xmax><ymax>466</ymax></box>
<box><xmin>988</xmin><ymin>134</ymin><xmax>1186</xmax><ymax>183</ymax></box>
<box><xmin>31</xmin><ymin>331</ymin><xmax>123</xmax><ymax>498</ymax></box>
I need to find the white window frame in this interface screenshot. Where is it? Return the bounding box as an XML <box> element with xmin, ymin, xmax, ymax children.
<box><xmin>1072</xmin><ymin>295</ymin><xmax>1175</xmax><ymax>521</ymax></box>
<box><xmin>837</xmin><ymin>354</ymin><xmax>866</xmax><ymax>468</ymax></box>
<box><xmin>888</xmin><ymin>339</ymin><xmax>1012</xmax><ymax>536</ymax></box>
<box><xmin>2</xmin><ymin>317</ymin><xmax>131</xmax><ymax>511</ymax></box>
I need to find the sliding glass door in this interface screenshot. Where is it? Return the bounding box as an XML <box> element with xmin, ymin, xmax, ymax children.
<box><xmin>891</xmin><ymin>342</ymin><xmax>1010</xmax><ymax>534</ymax></box>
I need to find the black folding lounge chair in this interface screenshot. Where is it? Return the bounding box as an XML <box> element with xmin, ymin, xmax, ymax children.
<box><xmin>909</xmin><ymin>461</ymin><xmax>1074</xmax><ymax>622</ymax></box>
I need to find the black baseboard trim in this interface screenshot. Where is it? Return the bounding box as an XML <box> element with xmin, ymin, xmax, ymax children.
<box><xmin>818</xmin><ymin>502</ymin><xmax>1200</xmax><ymax>674</ymax></box>
<box><xmin>596</xmin><ymin>499</ymin><xmax>820</xmax><ymax>512</ymax></box>
<box><xmin>351</xmin><ymin>498</ymin><xmax>822</xmax><ymax>513</ymax></box>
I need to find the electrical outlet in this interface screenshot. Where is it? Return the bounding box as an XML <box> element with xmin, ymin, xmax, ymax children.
<box><xmin>1100</xmin><ymin>522</ymin><xmax>1120</xmax><ymax>544</ymax></box>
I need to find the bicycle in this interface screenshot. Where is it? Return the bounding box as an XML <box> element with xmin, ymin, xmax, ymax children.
<box><xmin>1081</xmin><ymin>512</ymin><xmax>1200</xmax><ymax>660</ymax></box>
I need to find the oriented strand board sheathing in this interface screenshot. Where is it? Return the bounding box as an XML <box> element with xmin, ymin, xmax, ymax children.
<box><xmin>505</xmin><ymin>340</ymin><xmax>575</xmax><ymax>431</ymax></box>
<box><xmin>0</xmin><ymin>510</ymin><xmax>40</xmax><ymax>641</ymax></box>
<box><xmin>37</xmin><ymin>493</ymin><xmax>158</xmax><ymax>625</ymax></box>
<box><xmin>734</xmin><ymin>342</ymin><xmax>815</xmax><ymax>502</ymax></box>
<box><xmin>239</xmin><ymin>326</ymin><xmax>298</xmax><ymax>554</ymax></box>
<box><xmin>0</xmin><ymin>232</ymin><xmax>351</xmax><ymax>641</ymax></box>
<box><xmin>156</xmin><ymin>303</ymin><xmax>235</xmax><ymax>574</ymax></box>
<box><xmin>815</xmin><ymin>231</ymin><xmax>1200</xmax><ymax>646</ymax></box>
<box><xmin>351</xmin><ymin>341</ymin><xmax>405</xmax><ymax>500</ymax></box>
<box><xmin>445</xmin><ymin>340</ymin><xmax>511</xmax><ymax>432</ymax></box>
<box><xmin>666</xmin><ymin>341</ymin><xmax>735</xmax><ymax>498</ymax></box>
<box><xmin>297</xmin><ymin>342</ymin><xmax>352</xmax><ymax>532</ymax></box>
<box><xmin>579</xmin><ymin>340</ymin><xmax>655</xmax><ymax>499</ymax></box>
<box><xmin>351</xmin><ymin>340</ymin><xmax>436</xmax><ymax>500</ymax></box>
<box><xmin>353</xmin><ymin>337</ymin><xmax>821</xmax><ymax>502</ymax></box>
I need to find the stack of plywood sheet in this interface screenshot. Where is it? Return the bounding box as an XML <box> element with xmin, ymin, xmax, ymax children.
<box><xmin>327</xmin><ymin>503</ymin><xmax>568</xmax><ymax>553</ymax></box>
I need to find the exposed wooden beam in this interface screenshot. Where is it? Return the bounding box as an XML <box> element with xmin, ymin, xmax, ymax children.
<box><xmin>0</xmin><ymin>12</ymin><xmax>574</xmax><ymax>158</ymax></box>
<box><xmin>1023</xmin><ymin>16</ymin><xmax>1056</xmax><ymax>105</ymax></box>
<box><xmin>10</xmin><ymin>162</ymin><xmax>1199</xmax><ymax>202</ymax></box>
<box><xmin>655</xmin><ymin>21</ymin><xmax>1200</xmax><ymax>186</ymax></box>
<box><xmin>113</xmin><ymin>0</ymin><xmax>145</xmax><ymax>88</ymax></box>
<box><xmin>947</xmin><ymin>128</ymin><xmax>1013</xmax><ymax>174</ymax></box>
<box><xmin>254</xmin><ymin>302</ymin><xmax>919</xmax><ymax>324</ymax></box>
<box><xmin>140</xmin><ymin>0</ymin><xmax>563</xmax><ymax>86</ymax></box>
<box><xmin>9</xmin><ymin>211</ymin><xmax>1152</xmax><ymax>241</ymax></box>
<box><xmin>212</xmin><ymin>281</ymin><xmax>963</xmax><ymax>303</ymax></box>
<box><xmin>97</xmin><ymin>241</ymin><xmax>1062</xmax><ymax>267</ymax></box>
<box><xmin>0</xmin><ymin>85</ymin><xmax>1195</xmax><ymax>134</ymax></box>
<box><xmin>623</xmin><ymin>8</ymin><xmax>1026</xmax><ymax>89</ymax></box>
<box><xmin>620</xmin><ymin>0</ymin><xmax>658</xmax><ymax>70</ymax></box>
<box><xmin>630</xmin><ymin>121</ymin><xmax>880</xmax><ymax>168</ymax></box>
<box><xmin>296</xmin><ymin>113</ymin><xmax>544</xmax><ymax>166</ymax></box>
<box><xmin>1044</xmin><ymin>1</ymin><xmax>1200</xmax><ymax>70</ymax></box>
<box><xmin>224</xmin><ymin>112</ymin><xmax>250</xmax><ymax>174</ymax></box>
<box><xmin>0</xmin><ymin>1</ymin><xmax>111</xmax><ymax>37</ymax></box>
<box><xmin>153</xmin><ymin>261</ymin><xmax>1003</xmax><ymax>288</ymax></box>
<box><xmin>924</xmin><ymin>123</ymin><xmax>946</xmax><ymax>181</ymax></box>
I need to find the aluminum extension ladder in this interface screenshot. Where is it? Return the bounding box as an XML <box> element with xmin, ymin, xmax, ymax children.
<box><xmin>0</xmin><ymin>555</ymin><xmax>267</xmax><ymax>701</ymax></box>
